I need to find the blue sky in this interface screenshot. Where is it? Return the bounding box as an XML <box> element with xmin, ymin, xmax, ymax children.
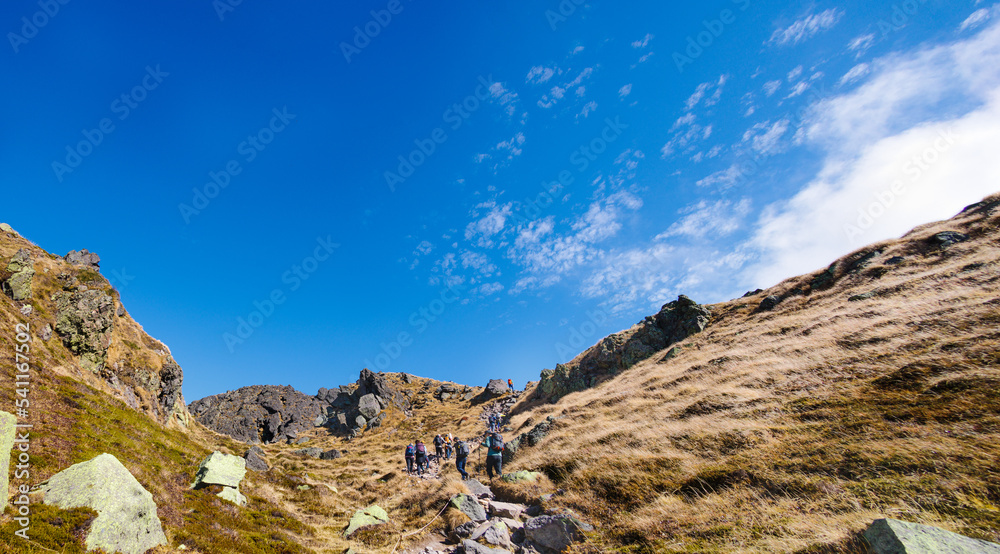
<box><xmin>3</xmin><ymin>1</ymin><xmax>999</xmax><ymax>402</ymax></box>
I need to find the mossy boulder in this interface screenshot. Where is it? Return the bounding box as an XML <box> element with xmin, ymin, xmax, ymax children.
<box><xmin>2</xmin><ymin>248</ymin><xmax>35</xmax><ymax>300</ymax></box>
<box><xmin>191</xmin><ymin>451</ymin><xmax>248</xmax><ymax>506</ymax></box>
<box><xmin>38</xmin><ymin>453</ymin><xmax>167</xmax><ymax>554</ymax></box>
<box><xmin>864</xmin><ymin>518</ymin><xmax>1000</xmax><ymax>553</ymax></box>
<box><xmin>502</xmin><ymin>470</ymin><xmax>541</xmax><ymax>484</ymax></box>
<box><xmin>451</xmin><ymin>493</ymin><xmax>488</xmax><ymax>522</ymax></box>
<box><xmin>343</xmin><ymin>504</ymin><xmax>389</xmax><ymax>537</ymax></box>
<box><xmin>54</xmin><ymin>288</ymin><xmax>115</xmax><ymax>372</ymax></box>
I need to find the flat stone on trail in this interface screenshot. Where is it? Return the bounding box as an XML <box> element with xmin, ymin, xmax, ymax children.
<box><xmin>489</xmin><ymin>500</ymin><xmax>525</xmax><ymax>519</ymax></box>
<box><xmin>461</xmin><ymin>539</ymin><xmax>513</xmax><ymax>554</ymax></box>
<box><xmin>191</xmin><ymin>451</ymin><xmax>246</xmax><ymax>489</ymax></box>
<box><xmin>451</xmin><ymin>493</ymin><xmax>488</xmax><ymax>522</ymax></box>
<box><xmin>38</xmin><ymin>453</ymin><xmax>167</xmax><ymax>554</ymax></box>
<box><xmin>864</xmin><ymin>518</ymin><xmax>1000</xmax><ymax>553</ymax></box>
<box><xmin>524</xmin><ymin>514</ymin><xmax>593</xmax><ymax>553</ymax></box>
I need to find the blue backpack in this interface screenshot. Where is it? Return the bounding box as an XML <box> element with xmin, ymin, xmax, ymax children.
<box><xmin>405</xmin><ymin>444</ymin><xmax>415</xmax><ymax>457</ymax></box>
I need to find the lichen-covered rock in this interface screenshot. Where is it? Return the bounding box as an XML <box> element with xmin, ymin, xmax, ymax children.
<box><xmin>343</xmin><ymin>504</ymin><xmax>389</xmax><ymax>537</ymax></box>
<box><xmin>451</xmin><ymin>493</ymin><xmax>488</xmax><ymax>522</ymax></box>
<box><xmin>217</xmin><ymin>486</ymin><xmax>248</xmax><ymax>507</ymax></box>
<box><xmin>54</xmin><ymin>288</ymin><xmax>116</xmax><ymax>372</ymax></box>
<box><xmin>38</xmin><ymin>453</ymin><xmax>167</xmax><ymax>554</ymax></box>
<box><xmin>191</xmin><ymin>451</ymin><xmax>247</xmax><ymax>489</ymax></box>
<box><xmin>501</xmin><ymin>471</ymin><xmax>541</xmax><ymax>484</ymax></box>
<box><xmin>189</xmin><ymin>385</ymin><xmax>324</xmax><ymax>444</ymax></box>
<box><xmin>0</xmin><ymin>411</ymin><xmax>16</xmax><ymax>513</ymax></box>
<box><xmin>863</xmin><ymin>518</ymin><xmax>1000</xmax><ymax>553</ymax></box>
<box><xmin>3</xmin><ymin>248</ymin><xmax>35</xmax><ymax>301</ymax></box>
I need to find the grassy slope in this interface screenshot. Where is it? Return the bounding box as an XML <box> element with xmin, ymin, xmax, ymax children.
<box><xmin>499</xmin><ymin>195</ymin><xmax>1000</xmax><ymax>552</ymax></box>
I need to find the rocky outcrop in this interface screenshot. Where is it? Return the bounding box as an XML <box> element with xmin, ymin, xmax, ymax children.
<box><xmin>863</xmin><ymin>518</ymin><xmax>1000</xmax><ymax>553</ymax></box>
<box><xmin>537</xmin><ymin>296</ymin><xmax>710</xmax><ymax>401</ymax></box>
<box><xmin>38</xmin><ymin>453</ymin><xmax>168</xmax><ymax>554</ymax></box>
<box><xmin>503</xmin><ymin>417</ymin><xmax>558</xmax><ymax>466</ymax></box>
<box><xmin>189</xmin><ymin>385</ymin><xmax>324</xmax><ymax>444</ymax></box>
<box><xmin>54</xmin><ymin>288</ymin><xmax>116</xmax><ymax>373</ymax></box>
<box><xmin>0</xmin><ymin>411</ymin><xmax>15</xmax><ymax>513</ymax></box>
<box><xmin>65</xmin><ymin>248</ymin><xmax>101</xmax><ymax>268</ymax></box>
<box><xmin>2</xmin><ymin>248</ymin><xmax>35</xmax><ymax>301</ymax></box>
<box><xmin>191</xmin><ymin>451</ymin><xmax>248</xmax><ymax>506</ymax></box>
<box><xmin>244</xmin><ymin>446</ymin><xmax>269</xmax><ymax>472</ymax></box>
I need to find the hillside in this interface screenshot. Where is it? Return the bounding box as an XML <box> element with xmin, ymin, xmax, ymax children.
<box><xmin>0</xmin><ymin>192</ymin><xmax>998</xmax><ymax>553</ymax></box>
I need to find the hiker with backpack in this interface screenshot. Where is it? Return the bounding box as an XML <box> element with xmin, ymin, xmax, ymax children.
<box><xmin>404</xmin><ymin>443</ymin><xmax>416</xmax><ymax>474</ymax></box>
<box><xmin>481</xmin><ymin>430</ymin><xmax>504</xmax><ymax>480</ymax></box>
<box><xmin>507</xmin><ymin>378</ymin><xmax>514</xmax><ymax>393</ymax></box>
<box><xmin>433</xmin><ymin>434</ymin><xmax>445</xmax><ymax>461</ymax></box>
<box><xmin>415</xmin><ymin>440</ymin><xmax>429</xmax><ymax>475</ymax></box>
<box><xmin>455</xmin><ymin>437</ymin><xmax>470</xmax><ymax>480</ymax></box>
<box><xmin>444</xmin><ymin>434</ymin><xmax>453</xmax><ymax>460</ymax></box>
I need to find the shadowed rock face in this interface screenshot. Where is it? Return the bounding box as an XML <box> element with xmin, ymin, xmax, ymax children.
<box><xmin>189</xmin><ymin>385</ymin><xmax>324</xmax><ymax>444</ymax></box>
<box><xmin>537</xmin><ymin>295</ymin><xmax>711</xmax><ymax>402</ymax></box>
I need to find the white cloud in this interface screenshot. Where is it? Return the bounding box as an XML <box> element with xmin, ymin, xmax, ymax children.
<box><xmin>526</xmin><ymin>66</ymin><xmax>556</xmax><ymax>84</ymax></box>
<box><xmin>744</xmin><ymin>18</ymin><xmax>1000</xmax><ymax>289</ymax></box>
<box><xmin>784</xmin><ymin>81</ymin><xmax>809</xmax><ymax>99</ymax></box>
<box><xmin>632</xmin><ymin>33</ymin><xmax>654</xmax><ymax>48</ymax></box>
<box><xmin>487</xmin><ymin>81</ymin><xmax>521</xmax><ymax>118</ymax></box>
<box><xmin>744</xmin><ymin>119</ymin><xmax>791</xmax><ymax>155</ymax></box>
<box><xmin>536</xmin><ymin>68</ymin><xmax>594</xmax><ymax>109</ymax></box>
<box><xmin>769</xmin><ymin>9</ymin><xmax>844</xmax><ymax>46</ymax></box>
<box><xmin>838</xmin><ymin>63</ymin><xmax>870</xmax><ymax>86</ymax></box>
<box><xmin>960</xmin><ymin>8</ymin><xmax>991</xmax><ymax>31</ymax></box>
<box><xmin>763</xmin><ymin>80</ymin><xmax>782</xmax><ymax>97</ymax></box>
<box><xmin>496</xmin><ymin>132</ymin><xmax>526</xmax><ymax>158</ymax></box>
<box><xmin>656</xmin><ymin>198</ymin><xmax>752</xmax><ymax>240</ymax></box>
<box><xmin>695</xmin><ymin>164</ymin><xmax>743</xmax><ymax>189</ymax></box>
<box><xmin>464</xmin><ymin>201</ymin><xmax>513</xmax><ymax>248</ymax></box>
<box><xmin>848</xmin><ymin>33</ymin><xmax>875</xmax><ymax>56</ymax></box>
<box><xmin>619</xmin><ymin>84</ymin><xmax>633</xmax><ymax>98</ymax></box>
<box><xmin>787</xmin><ymin>65</ymin><xmax>804</xmax><ymax>81</ymax></box>
<box><xmin>578</xmin><ymin>101</ymin><xmax>598</xmax><ymax>118</ymax></box>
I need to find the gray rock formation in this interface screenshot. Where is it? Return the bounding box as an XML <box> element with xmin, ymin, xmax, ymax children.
<box><xmin>538</xmin><ymin>296</ymin><xmax>710</xmax><ymax>401</ymax></box>
<box><xmin>244</xmin><ymin>446</ymin><xmax>269</xmax><ymax>472</ymax></box>
<box><xmin>54</xmin><ymin>288</ymin><xmax>115</xmax><ymax>372</ymax></box>
<box><xmin>503</xmin><ymin>416</ymin><xmax>558</xmax><ymax>466</ymax></box>
<box><xmin>357</xmin><ymin>393</ymin><xmax>381</xmax><ymax>420</ymax></box>
<box><xmin>461</xmin><ymin>539</ymin><xmax>513</xmax><ymax>553</ymax></box>
<box><xmin>320</xmin><ymin>449</ymin><xmax>342</xmax><ymax>460</ymax></box>
<box><xmin>929</xmin><ymin>231</ymin><xmax>969</xmax><ymax>249</ymax></box>
<box><xmin>524</xmin><ymin>514</ymin><xmax>593</xmax><ymax>553</ymax></box>
<box><xmin>3</xmin><ymin>248</ymin><xmax>35</xmax><ymax>301</ymax></box>
<box><xmin>65</xmin><ymin>249</ymin><xmax>101</xmax><ymax>268</ymax></box>
<box><xmin>758</xmin><ymin>295</ymin><xmax>780</xmax><ymax>311</ymax></box>
<box><xmin>189</xmin><ymin>385</ymin><xmax>324</xmax><ymax>444</ymax></box>
<box><xmin>864</xmin><ymin>518</ymin><xmax>1000</xmax><ymax>553</ymax></box>
<box><xmin>294</xmin><ymin>447</ymin><xmax>323</xmax><ymax>458</ymax></box>
<box><xmin>451</xmin><ymin>493</ymin><xmax>488</xmax><ymax>522</ymax></box>
<box><xmin>39</xmin><ymin>453</ymin><xmax>168</xmax><ymax>554</ymax></box>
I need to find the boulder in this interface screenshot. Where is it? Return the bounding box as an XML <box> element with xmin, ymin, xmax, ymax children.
<box><xmin>189</xmin><ymin>385</ymin><xmax>324</xmax><ymax>444</ymax></box>
<box><xmin>758</xmin><ymin>295</ymin><xmax>780</xmax><ymax>311</ymax></box>
<box><xmin>54</xmin><ymin>288</ymin><xmax>115</xmax><ymax>372</ymax></box>
<box><xmin>217</xmin><ymin>486</ymin><xmax>248</xmax><ymax>507</ymax></box>
<box><xmin>39</xmin><ymin>323</ymin><xmax>53</xmax><ymax>341</ymax></box>
<box><xmin>294</xmin><ymin>447</ymin><xmax>323</xmax><ymax>458</ymax></box>
<box><xmin>191</xmin><ymin>451</ymin><xmax>247</xmax><ymax>489</ymax></box>
<box><xmin>524</xmin><ymin>514</ymin><xmax>593</xmax><ymax>553</ymax></box>
<box><xmin>355</xmin><ymin>368</ymin><xmax>411</xmax><ymax>415</ymax></box>
<box><xmin>343</xmin><ymin>504</ymin><xmax>389</xmax><ymax>537</ymax></box>
<box><xmin>471</xmin><ymin>519</ymin><xmax>511</xmax><ymax>549</ymax></box>
<box><xmin>928</xmin><ymin>231</ymin><xmax>969</xmax><ymax>249</ymax></box>
<box><xmin>38</xmin><ymin>453</ymin><xmax>168</xmax><ymax>554</ymax></box>
<box><xmin>0</xmin><ymin>411</ymin><xmax>16</xmax><ymax>513</ymax></box>
<box><xmin>863</xmin><ymin>518</ymin><xmax>1000</xmax><ymax>553</ymax></box>
<box><xmin>465</xmin><ymin>479</ymin><xmax>495</xmax><ymax>499</ymax></box>
<box><xmin>3</xmin><ymin>248</ymin><xmax>35</xmax><ymax>301</ymax></box>
<box><xmin>451</xmin><ymin>493</ymin><xmax>488</xmax><ymax>522</ymax></box>
<box><xmin>320</xmin><ymin>449</ymin><xmax>342</xmax><ymax>460</ymax></box>
<box><xmin>66</xmin><ymin>249</ymin><xmax>101</xmax><ymax>268</ymax></box>
<box><xmin>0</xmin><ymin>222</ymin><xmax>14</xmax><ymax>234</ymax></box>
<box><xmin>357</xmin><ymin>393</ymin><xmax>381</xmax><ymax>420</ymax></box>
<box><xmin>244</xmin><ymin>446</ymin><xmax>269</xmax><ymax>472</ymax></box>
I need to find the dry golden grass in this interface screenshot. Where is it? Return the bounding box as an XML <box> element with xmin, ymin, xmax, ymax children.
<box><xmin>501</xmin><ymin>195</ymin><xmax>1000</xmax><ymax>552</ymax></box>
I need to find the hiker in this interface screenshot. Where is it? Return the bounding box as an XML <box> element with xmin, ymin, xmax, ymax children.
<box><xmin>444</xmin><ymin>434</ymin><xmax>453</xmax><ymax>460</ymax></box>
<box><xmin>433</xmin><ymin>434</ymin><xmax>445</xmax><ymax>461</ymax></box>
<box><xmin>404</xmin><ymin>443</ymin><xmax>416</xmax><ymax>474</ymax></box>
<box><xmin>482</xmin><ymin>430</ymin><xmax>504</xmax><ymax>480</ymax></box>
<box><xmin>415</xmin><ymin>440</ymin><xmax>429</xmax><ymax>475</ymax></box>
<box><xmin>507</xmin><ymin>378</ymin><xmax>514</xmax><ymax>393</ymax></box>
<box><xmin>455</xmin><ymin>437</ymin><xmax>470</xmax><ymax>480</ymax></box>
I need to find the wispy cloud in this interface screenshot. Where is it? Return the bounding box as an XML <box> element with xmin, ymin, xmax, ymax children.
<box><xmin>769</xmin><ymin>9</ymin><xmax>844</xmax><ymax>46</ymax></box>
